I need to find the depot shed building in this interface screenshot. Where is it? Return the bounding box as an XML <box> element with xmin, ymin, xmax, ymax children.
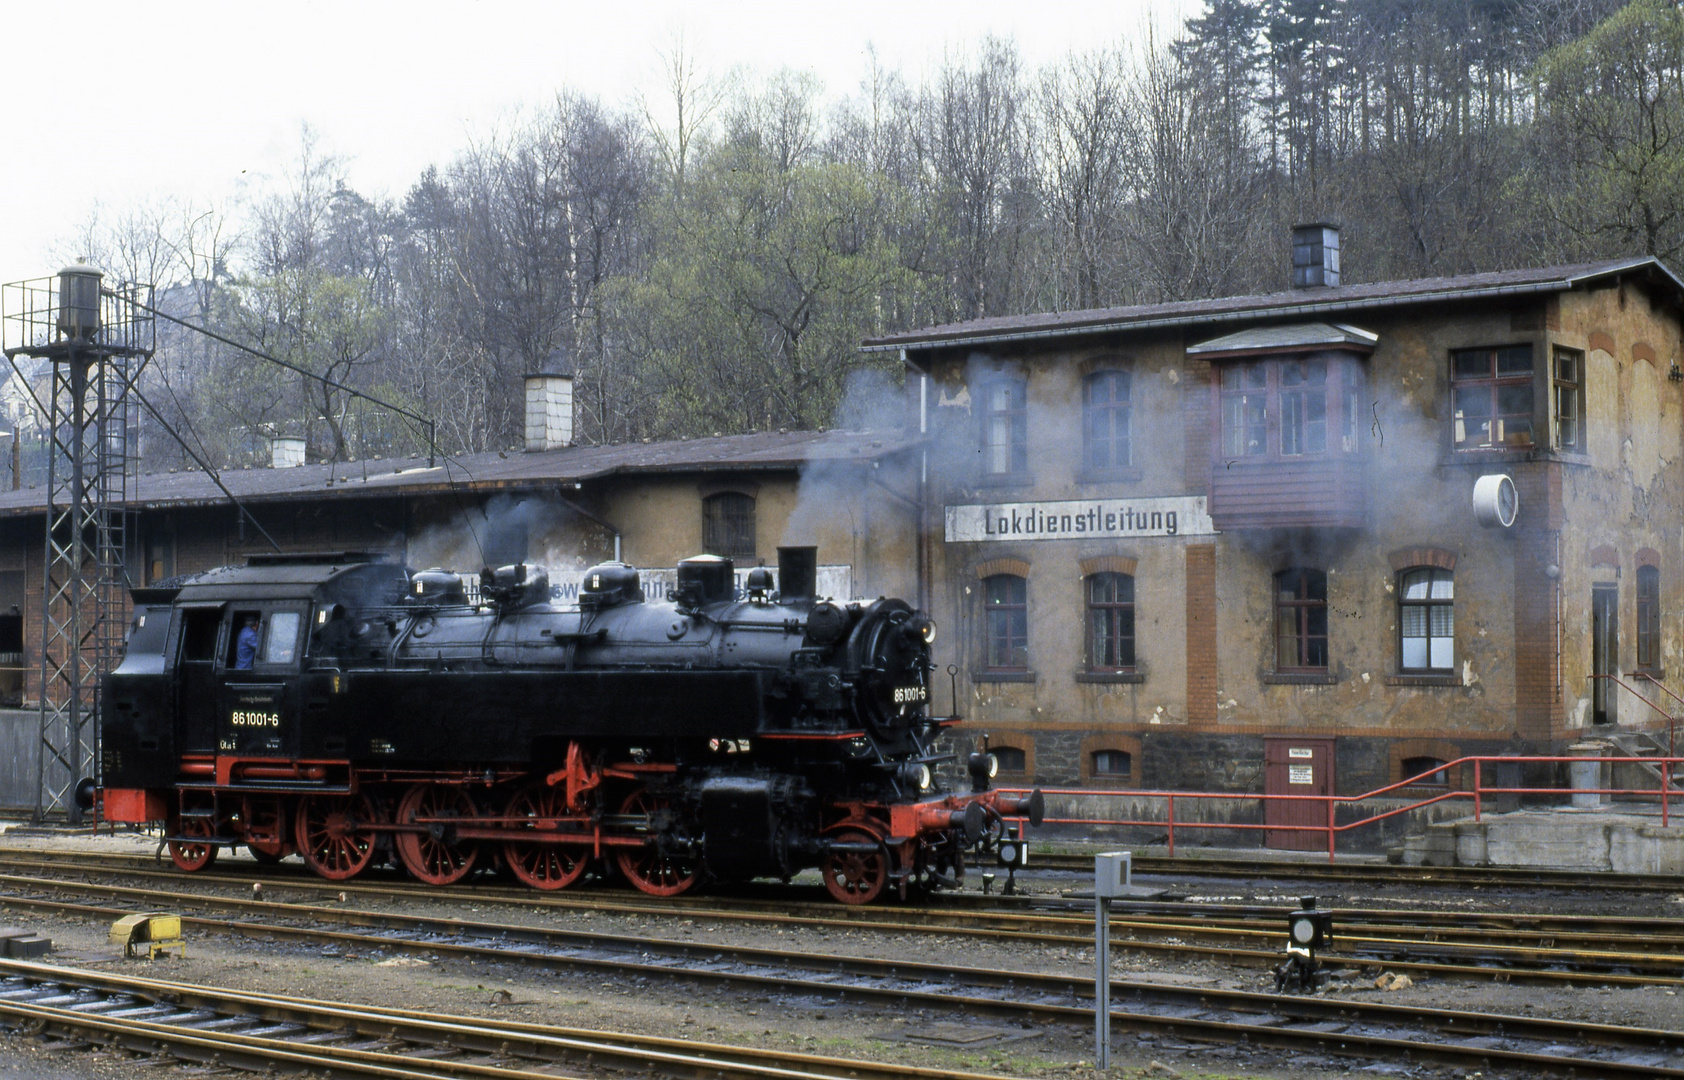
<box><xmin>866</xmin><ymin>236</ymin><xmax>1684</xmax><ymax>840</ymax></box>
<box><xmin>0</xmin><ymin>408</ymin><xmax>919</xmax><ymax>806</ymax></box>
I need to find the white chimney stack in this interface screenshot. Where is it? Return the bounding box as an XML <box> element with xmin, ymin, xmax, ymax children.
<box><xmin>270</xmin><ymin>436</ymin><xmax>306</xmax><ymax>468</ymax></box>
<box><xmin>1292</xmin><ymin>222</ymin><xmax>1341</xmax><ymax>288</ymax></box>
<box><xmin>524</xmin><ymin>372</ymin><xmax>573</xmax><ymax>452</ymax></box>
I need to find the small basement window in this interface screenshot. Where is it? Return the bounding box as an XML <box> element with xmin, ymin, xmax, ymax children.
<box><xmin>1092</xmin><ymin>750</ymin><xmax>1132</xmax><ymax>779</ymax></box>
<box><xmin>1401</xmin><ymin>756</ymin><xmax>1449</xmax><ymax>786</ymax></box>
<box><xmin>992</xmin><ymin>746</ymin><xmax>1028</xmax><ymax>773</ymax></box>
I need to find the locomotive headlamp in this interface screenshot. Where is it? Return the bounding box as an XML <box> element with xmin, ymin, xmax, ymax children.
<box><xmin>966</xmin><ymin>750</ymin><xmax>998</xmax><ymax>792</ymax></box>
<box><xmin>905</xmin><ymin>614</ymin><xmax>936</xmax><ymax>644</ymax></box>
<box><xmin>897</xmin><ymin>762</ymin><xmax>933</xmax><ymax>791</ymax></box>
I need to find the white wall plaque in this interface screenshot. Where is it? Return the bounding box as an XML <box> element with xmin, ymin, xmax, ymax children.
<box><xmin>945</xmin><ymin>496</ymin><xmax>1217</xmax><ymax>543</ymax></box>
<box><xmin>1288</xmin><ymin>747</ymin><xmax>1315</xmax><ymax>759</ymax></box>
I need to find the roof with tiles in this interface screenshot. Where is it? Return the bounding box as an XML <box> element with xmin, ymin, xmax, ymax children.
<box><xmin>0</xmin><ymin>429</ymin><xmax>919</xmax><ymax>518</ymax></box>
<box><xmin>863</xmin><ymin>257</ymin><xmax>1684</xmax><ymax>354</ymax></box>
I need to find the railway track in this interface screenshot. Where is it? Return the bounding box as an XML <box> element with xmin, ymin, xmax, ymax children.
<box><xmin>6</xmin><ymin>850</ymin><xmax>1683</xmax><ymax>983</ymax></box>
<box><xmin>1030</xmin><ymin>850</ymin><xmax>1684</xmax><ymax>891</ymax></box>
<box><xmin>0</xmin><ymin>957</ymin><xmax>1002</xmax><ymax>1080</ymax></box>
<box><xmin>2</xmin><ymin>886</ymin><xmax>1682</xmax><ymax>1078</ymax></box>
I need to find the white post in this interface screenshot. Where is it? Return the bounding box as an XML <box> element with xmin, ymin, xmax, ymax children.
<box><xmin>1094</xmin><ymin>852</ymin><xmax>1128</xmax><ymax>1069</ymax></box>
<box><xmin>1095</xmin><ymin>890</ymin><xmax>1110</xmax><ymax>1068</ymax></box>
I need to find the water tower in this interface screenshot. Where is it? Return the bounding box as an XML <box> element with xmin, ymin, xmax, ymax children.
<box><xmin>2</xmin><ymin>268</ymin><xmax>153</xmax><ymax>822</ymax></box>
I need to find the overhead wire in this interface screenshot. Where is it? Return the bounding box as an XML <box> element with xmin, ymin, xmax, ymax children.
<box><xmin>32</xmin><ymin>284</ymin><xmax>501</xmax><ymax>570</ymax></box>
<box><xmin>129</xmin><ymin>386</ymin><xmax>281</xmax><ymax>553</ymax></box>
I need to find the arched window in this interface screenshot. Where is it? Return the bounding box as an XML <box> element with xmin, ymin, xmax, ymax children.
<box><xmin>1398</xmin><ymin>567</ymin><xmax>1454</xmax><ymax>673</ymax></box>
<box><xmin>992</xmin><ymin>746</ymin><xmax>1027</xmax><ymax>773</ymax></box>
<box><xmin>978</xmin><ymin>378</ymin><xmax>1028</xmax><ymax>476</ymax></box>
<box><xmin>1083</xmin><ymin>370</ymin><xmax>1131</xmax><ymax>469</ymax></box>
<box><xmin>1401</xmin><ymin>755</ymin><xmax>1449</xmax><ymax>786</ymax></box>
<box><xmin>1085</xmin><ymin>572</ymin><xmax>1135</xmax><ymax>671</ymax></box>
<box><xmin>702</xmin><ymin>492</ymin><xmax>755</xmax><ymax>560</ymax></box>
<box><xmin>983</xmin><ymin>574</ymin><xmax>1028</xmax><ymax>670</ymax></box>
<box><xmin>1275</xmin><ymin>568</ymin><xmax>1328</xmax><ymax>671</ymax></box>
<box><xmin>1638</xmin><ymin>564</ymin><xmax>1661</xmax><ymax>670</ymax></box>
<box><xmin>1092</xmin><ymin>749</ymin><xmax>1132</xmax><ymax>779</ymax></box>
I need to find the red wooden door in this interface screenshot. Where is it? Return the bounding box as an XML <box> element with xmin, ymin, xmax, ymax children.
<box><xmin>1264</xmin><ymin>736</ymin><xmax>1335</xmax><ymax>850</ymax></box>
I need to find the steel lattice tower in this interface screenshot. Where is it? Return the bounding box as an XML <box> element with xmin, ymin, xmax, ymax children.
<box><xmin>2</xmin><ymin>268</ymin><xmax>152</xmax><ymax>823</ymax></box>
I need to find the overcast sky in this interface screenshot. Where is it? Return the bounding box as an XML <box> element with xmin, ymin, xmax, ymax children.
<box><xmin>2</xmin><ymin>0</ymin><xmax>1190</xmax><ymax>287</ymax></box>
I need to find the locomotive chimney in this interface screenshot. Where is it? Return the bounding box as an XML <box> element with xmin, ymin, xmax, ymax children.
<box><xmin>1291</xmin><ymin>222</ymin><xmax>1341</xmax><ymax>288</ymax></box>
<box><xmin>524</xmin><ymin>347</ymin><xmax>574</xmax><ymax>452</ymax></box>
<box><xmin>778</xmin><ymin>546</ymin><xmax>817</xmax><ymax>601</ymax></box>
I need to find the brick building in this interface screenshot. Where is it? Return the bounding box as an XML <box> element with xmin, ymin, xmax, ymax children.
<box><xmin>866</xmin><ymin>236</ymin><xmax>1684</xmax><ymax>838</ymax></box>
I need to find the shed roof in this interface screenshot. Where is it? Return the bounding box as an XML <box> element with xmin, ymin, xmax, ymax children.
<box><xmin>864</xmin><ymin>257</ymin><xmax>1684</xmax><ymax>355</ymax></box>
<box><xmin>1185</xmin><ymin>321</ymin><xmax>1379</xmax><ymax>356</ymax></box>
<box><xmin>0</xmin><ymin>428</ymin><xmax>917</xmax><ymax>519</ymax></box>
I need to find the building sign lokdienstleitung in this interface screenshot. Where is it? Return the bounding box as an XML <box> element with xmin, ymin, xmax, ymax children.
<box><xmin>945</xmin><ymin>496</ymin><xmax>1216</xmax><ymax>543</ymax></box>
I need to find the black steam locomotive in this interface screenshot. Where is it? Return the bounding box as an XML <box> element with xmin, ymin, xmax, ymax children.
<box><xmin>94</xmin><ymin>547</ymin><xmax>1041</xmax><ymax>903</ymax></box>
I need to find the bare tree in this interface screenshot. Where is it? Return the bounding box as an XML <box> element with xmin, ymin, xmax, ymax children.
<box><xmin>1037</xmin><ymin>47</ymin><xmax>1133</xmax><ymax>309</ymax></box>
<box><xmin>638</xmin><ymin>32</ymin><xmax>727</xmax><ymax>195</ymax></box>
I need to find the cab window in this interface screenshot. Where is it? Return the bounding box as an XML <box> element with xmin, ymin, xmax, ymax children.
<box><xmin>227</xmin><ymin>610</ymin><xmax>262</xmax><ymax>669</ymax></box>
<box><xmin>181</xmin><ymin>609</ymin><xmax>221</xmax><ymax>663</ymax></box>
<box><xmin>262</xmin><ymin>610</ymin><xmax>303</xmax><ymax>665</ymax></box>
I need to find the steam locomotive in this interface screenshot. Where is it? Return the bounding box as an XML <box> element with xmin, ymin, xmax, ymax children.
<box><xmin>92</xmin><ymin>547</ymin><xmax>1041</xmax><ymax>903</ymax></box>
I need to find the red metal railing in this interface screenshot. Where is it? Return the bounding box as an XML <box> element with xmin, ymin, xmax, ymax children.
<box><xmin>1000</xmin><ymin>752</ymin><xmax>1681</xmax><ymax>862</ymax></box>
<box><xmin>1618</xmin><ymin>672</ymin><xmax>1681</xmax><ymax>757</ymax></box>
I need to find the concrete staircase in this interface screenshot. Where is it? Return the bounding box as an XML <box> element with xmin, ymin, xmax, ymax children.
<box><xmin>1603</xmin><ymin>728</ymin><xmax>1684</xmax><ymax>794</ymax></box>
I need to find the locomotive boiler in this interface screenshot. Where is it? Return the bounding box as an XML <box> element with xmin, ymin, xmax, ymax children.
<box><xmin>94</xmin><ymin>546</ymin><xmax>1042</xmax><ymax>903</ymax></box>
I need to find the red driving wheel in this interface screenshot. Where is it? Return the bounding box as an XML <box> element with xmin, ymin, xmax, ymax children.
<box><xmin>294</xmin><ymin>794</ymin><xmax>378</xmax><ymax>880</ymax></box>
<box><xmin>503</xmin><ymin>782</ymin><xmax>589</xmax><ymax>891</ymax></box>
<box><xmin>612</xmin><ymin>788</ymin><xmax>698</xmax><ymax>897</ymax></box>
<box><xmin>821</xmin><ymin>827</ymin><xmax>888</xmax><ymax>905</ymax></box>
<box><xmin>395</xmin><ymin>783</ymin><xmax>481</xmax><ymax>885</ymax></box>
<box><xmin>167</xmin><ymin>813</ymin><xmax>219</xmax><ymax>873</ymax></box>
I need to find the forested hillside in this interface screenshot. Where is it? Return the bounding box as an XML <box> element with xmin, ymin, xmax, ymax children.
<box><xmin>60</xmin><ymin>0</ymin><xmax>1683</xmax><ymax>465</ymax></box>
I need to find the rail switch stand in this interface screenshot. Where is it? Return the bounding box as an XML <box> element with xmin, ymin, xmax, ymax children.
<box><xmin>1274</xmin><ymin>896</ymin><xmax>1333</xmax><ymax>992</ymax></box>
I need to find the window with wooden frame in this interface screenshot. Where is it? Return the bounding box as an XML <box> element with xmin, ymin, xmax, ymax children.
<box><xmin>983</xmin><ymin>574</ymin><xmax>1029</xmax><ymax>671</ymax></box>
<box><xmin>1398</xmin><ymin>567</ymin><xmax>1454</xmax><ymax>673</ymax></box>
<box><xmin>1085</xmin><ymin>572</ymin><xmax>1135</xmax><ymax>671</ymax></box>
<box><xmin>1637</xmin><ymin>564</ymin><xmax>1661</xmax><ymax>670</ymax></box>
<box><xmin>1218</xmin><ymin>356</ymin><xmax>1363</xmax><ymax>460</ymax></box>
<box><xmin>1278</xmin><ymin>358</ymin><xmax>1328</xmax><ymax>455</ymax></box>
<box><xmin>1091</xmin><ymin>749</ymin><xmax>1132</xmax><ymax>779</ymax></box>
<box><xmin>1083</xmin><ymin>370</ymin><xmax>1132</xmax><ymax>470</ymax></box>
<box><xmin>978</xmin><ymin>378</ymin><xmax>1028</xmax><ymax>477</ymax></box>
<box><xmin>1401</xmin><ymin>755</ymin><xmax>1449</xmax><ymax>786</ymax></box>
<box><xmin>1451</xmin><ymin>344</ymin><xmax>1534</xmax><ymax>450</ymax></box>
<box><xmin>1275</xmin><ymin>568</ymin><xmax>1328</xmax><ymax>671</ymax></box>
<box><xmin>1219</xmin><ymin>362</ymin><xmax>1268</xmax><ymax>457</ymax></box>
<box><xmin>1554</xmin><ymin>346</ymin><xmax>1583</xmax><ymax>450</ymax></box>
<box><xmin>702</xmin><ymin>492</ymin><xmax>756</xmax><ymax>560</ymax></box>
